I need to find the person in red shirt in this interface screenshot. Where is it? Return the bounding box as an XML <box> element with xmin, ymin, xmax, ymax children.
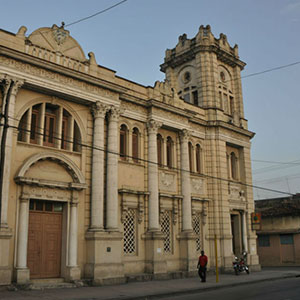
<box><xmin>197</xmin><ymin>250</ymin><xmax>208</xmax><ymax>282</ymax></box>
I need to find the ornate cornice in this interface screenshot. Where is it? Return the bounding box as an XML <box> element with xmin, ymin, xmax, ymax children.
<box><xmin>0</xmin><ymin>46</ymin><xmax>126</xmax><ymax>94</ymax></box>
<box><xmin>160</xmin><ymin>44</ymin><xmax>246</xmax><ymax>72</ymax></box>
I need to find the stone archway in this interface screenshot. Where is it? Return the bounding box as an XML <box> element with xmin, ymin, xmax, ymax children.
<box><xmin>14</xmin><ymin>152</ymin><xmax>86</xmax><ymax>284</ymax></box>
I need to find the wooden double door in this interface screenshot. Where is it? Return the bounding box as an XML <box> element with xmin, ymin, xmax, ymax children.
<box><xmin>27</xmin><ymin>200</ymin><xmax>63</xmax><ymax>279</ymax></box>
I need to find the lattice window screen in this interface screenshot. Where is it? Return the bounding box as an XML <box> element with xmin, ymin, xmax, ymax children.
<box><xmin>161</xmin><ymin>210</ymin><xmax>172</xmax><ymax>253</ymax></box>
<box><xmin>123</xmin><ymin>208</ymin><xmax>137</xmax><ymax>255</ymax></box>
<box><xmin>192</xmin><ymin>212</ymin><xmax>202</xmax><ymax>252</ymax></box>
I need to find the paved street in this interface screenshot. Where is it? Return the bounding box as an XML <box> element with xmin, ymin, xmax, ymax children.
<box><xmin>161</xmin><ymin>277</ymin><xmax>300</xmax><ymax>300</ymax></box>
<box><xmin>0</xmin><ymin>268</ymin><xmax>299</xmax><ymax>300</ymax></box>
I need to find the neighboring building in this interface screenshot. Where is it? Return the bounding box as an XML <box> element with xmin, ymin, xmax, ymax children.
<box><xmin>255</xmin><ymin>195</ymin><xmax>300</xmax><ymax>266</ymax></box>
<box><xmin>0</xmin><ymin>24</ymin><xmax>259</xmax><ymax>286</ymax></box>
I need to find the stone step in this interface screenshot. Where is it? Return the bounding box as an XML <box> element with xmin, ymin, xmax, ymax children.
<box><xmin>29</xmin><ymin>278</ymin><xmax>79</xmax><ymax>290</ymax></box>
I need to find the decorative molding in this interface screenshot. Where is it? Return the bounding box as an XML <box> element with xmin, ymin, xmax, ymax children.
<box><xmin>228</xmin><ymin>182</ymin><xmax>245</xmax><ymax>202</ymax></box>
<box><xmin>15</xmin><ymin>151</ymin><xmax>86</xmax><ymax>185</ymax></box>
<box><xmin>119</xmin><ymin>189</ymin><xmax>147</xmax><ymax>224</ymax></box>
<box><xmin>191</xmin><ymin>177</ymin><xmax>205</xmax><ymax>195</ymax></box>
<box><xmin>159</xmin><ymin>171</ymin><xmax>176</xmax><ymax>193</ymax></box>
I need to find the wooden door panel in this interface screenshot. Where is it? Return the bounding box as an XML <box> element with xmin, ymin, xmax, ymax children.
<box><xmin>42</xmin><ymin>214</ymin><xmax>62</xmax><ymax>277</ymax></box>
<box><xmin>28</xmin><ymin>210</ymin><xmax>62</xmax><ymax>278</ymax></box>
<box><xmin>27</xmin><ymin>213</ymin><xmax>43</xmax><ymax>278</ymax></box>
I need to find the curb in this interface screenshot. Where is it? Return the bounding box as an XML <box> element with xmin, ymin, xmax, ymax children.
<box><xmin>112</xmin><ymin>273</ymin><xmax>300</xmax><ymax>300</ymax></box>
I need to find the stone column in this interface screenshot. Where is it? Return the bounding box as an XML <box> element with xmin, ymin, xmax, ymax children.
<box><xmin>15</xmin><ymin>196</ymin><xmax>30</xmax><ymax>283</ymax></box>
<box><xmin>180</xmin><ymin>129</ymin><xmax>192</xmax><ymax>231</ymax></box>
<box><xmin>106</xmin><ymin>106</ymin><xmax>121</xmax><ymax>230</ymax></box>
<box><xmin>178</xmin><ymin>129</ymin><xmax>197</xmax><ymax>272</ymax></box>
<box><xmin>90</xmin><ymin>101</ymin><xmax>107</xmax><ymax>230</ymax></box>
<box><xmin>66</xmin><ymin>199</ymin><xmax>80</xmax><ymax>281</ymax></box>
<box><xmin>242</xmin><ymin>211</ymin><xmax>248</xmax><ymax>252</ymax></box>
<box><xmin>0</xmin><ymin>78</ymin><xmax>23</xmax><ymax>227</ymax></box>
<box><xmin>147</xmin><ymin>119</ymin><xmax>162</xmax><ymax>231</ymax></box>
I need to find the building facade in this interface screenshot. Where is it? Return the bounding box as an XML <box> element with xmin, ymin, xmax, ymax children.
<box><xmin>0</xmin><ymin>24</ymin><xmax>259</xmax><ymax>285</ymax></box>
<box><xmin>256</xmin><ymin>196</ymin><xmax>300</xmax><ymax>266</ymax></box>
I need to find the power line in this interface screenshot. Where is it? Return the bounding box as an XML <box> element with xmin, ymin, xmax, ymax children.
<box><xmin>4</xmin><ymin>114</ymin><xmax>293</xmax><ymax>197</ymax></box>
<box><xmin>65</xmin><ymin>0</ymin><xmax>128</xmax><ymax>27</ymax></box>
<box><xmin>252</xmin><ymin>159</ymin><xmax>300</xmax><ymax>165</ymax></box>
<box><xmin>241</xmin><ymin>61</ymin><xmax>300</xmax><ymax>80</ymax></box>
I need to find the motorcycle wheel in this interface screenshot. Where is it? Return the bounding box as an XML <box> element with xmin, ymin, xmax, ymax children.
<box><xmin>234</xmin><ymin>268</ymin><xmax>239</xmax><ymax>275</ymax></box>
<box><xmin>246</xmin><ymin>269</ymin><xmax>249</xmax><ymax>274</ymax></box>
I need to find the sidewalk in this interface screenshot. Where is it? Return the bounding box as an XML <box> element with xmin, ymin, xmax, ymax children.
<box><xmin>1</xmin><ymin>268</ymin><xmax>300</xmax><ymax>300</ymax></box>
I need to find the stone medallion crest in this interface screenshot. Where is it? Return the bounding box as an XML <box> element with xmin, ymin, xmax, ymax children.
<box><xmin>52</xmin><ymin>23</ymin><xmax>69</xmax><ymax>45</ymax></box>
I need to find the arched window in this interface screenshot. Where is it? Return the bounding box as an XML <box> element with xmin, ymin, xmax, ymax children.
<box><xmin>17</xmin><ymin>103</ymin><xmax>82</xmax><ymax>152</ymax></box>
<box><xmin>157</xmin><ymin>134</ymin><xmax>163</xmax><ymax>166</ymax></box>
<box><xmin>120</xmin><ymin>124</ymin><xmax>128</xmax><ymax>160</ymax></box>
<box><xmin>230</xmin><ymin>152</ymin><xmax>238</xmax><ymax>180</ymax></box>
<box><xmin>166</xmin><ymin>136</ymin><xmax>173</xmax><ymax>169</ymax></box>
<box><xmin>196</xmin><ymin>144</ymin><xmax>201</xmax><ymax>174</ymax></box>
<box><xmin>132</xmin><ymin>127</ymin><xmax>139</xmax><ymax>163</ymax></box>
<box><xmin>188</xmin><ymin>142</ymin><xmax>193</xmax><ymax>172</ymax></box>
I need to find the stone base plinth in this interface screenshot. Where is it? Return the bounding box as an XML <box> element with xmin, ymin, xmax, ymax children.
<box><xmin>143</xmin><ymin>230</ymin><xmax>167</xmax><ymax>274</ymax></box>
<box><xmin>14</xmin><ymin>268</ymin><xmax>30</xmax><ymax>284</ymax></box>
<box><xmin>85</xmin><ymin>230</ymin><xmax>124</xmax><ymax>283</ymax></box>
<box><xmin>65</xmin><ymin>266</ymin><xmax>81</xmax><ymax>282</ymax></box>
<box><xmin>178</xmin><ymin>231</ymin><xmax>198</xmax><ymax>272</ymax></box>
<box><xmin>0</xmin><ymin>267</ymin><xmax>12</xmax><ymax>285</ymax></box>
<box><xmin>0</xmin><ymin>227</ymin><xmax>12</xmax><ymax>285</ymax></box>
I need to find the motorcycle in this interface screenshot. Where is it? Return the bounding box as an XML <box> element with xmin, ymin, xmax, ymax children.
<box><xmin>233</xmin><ymin>252</ymin><xmax>250</xmax><ymax>275</ymax></box>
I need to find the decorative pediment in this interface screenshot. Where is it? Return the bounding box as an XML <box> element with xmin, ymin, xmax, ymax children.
<box><xmin>28</xmin><ymin>24</ymin><xmax>86</xmax><ymax>61</ymax></box>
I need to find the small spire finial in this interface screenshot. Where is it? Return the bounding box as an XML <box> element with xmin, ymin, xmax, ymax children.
<box><xmin>61</xmin><ymin>22</ymin><xmax>65</xmax><ymax>28</ymax></box>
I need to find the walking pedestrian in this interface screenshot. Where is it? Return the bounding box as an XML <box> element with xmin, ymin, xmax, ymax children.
<box><xmin>197</xmin><ymin>250</ymin><xmax>208</xmax><ymax>282</ymax></box>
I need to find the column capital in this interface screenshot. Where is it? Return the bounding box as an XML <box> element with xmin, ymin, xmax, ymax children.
<box><xmin>91</xmin><ymin>101</ymin><xmax>109</xmax><ymax>119</ymax></box>
<box><xmin>179</xmin><ymin>129</ymin><xmax>191</xmax><ymax>143</ymax></box>
<box><xmin>147</xmin><ymin>119</ymin><xmax>162</xmax><ymax>134</ymax></box>
<box><xmin>10</xmin><ymin>79</ymin><xmax>24</xmax><ymax>96</ymax></box>
<box><xmin>109</xmin><ymin>105</ymin><xmax>123</xmax><ymax>122</ymax></box>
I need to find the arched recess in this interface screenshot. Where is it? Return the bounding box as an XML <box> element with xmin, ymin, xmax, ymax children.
<box><xmin>15</xmin><ymin>151</ymin><xmax>86</xmax><ymax>187</ymax></box>
<box><xmin>14</xmin><ymin>152</ymin><xmax>86</xmax><ymax>283</ymax></box>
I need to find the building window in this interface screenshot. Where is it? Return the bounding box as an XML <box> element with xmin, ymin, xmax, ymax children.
<box><xmin>280</xmin><ymin>234</ymin><xmax>294</xmax><ymax>245</ymax></box>
<box><xmin>188</xmin><ymin>142</ymin><xmax>193</xmax><ymax>172</ymax></box>
<box><xmin>120</xmin><ymin>124</ymin><xmax>128</xmax><ymax>160</ymax></box>
<box><xmin>160</xmin><ymin>210</ymin><xmax>172</xmax><ymax>253</ymax></box>
<box><xmin>218</xmin><ymin>68</ymin><xmax>234</xmax><ymax>116</ymax></box>
<box><xmin>17</xmin><ymin>102</ymin><xmax>82</xmax><ymax>152</ymax></box>
<box><xmin>196</xmin><ymin>144</ymin><xmax>201</xmax><ymax>174</ymax></box>
<box><xmin>230</xmin><ymin>152</ymin><xmax>238</xmax><ymax>180</ymax></box>
<box><xmin>166</xmin><ymin>136</ymin><xmax>173</xmax><ymax>168</ymax></box>
<box><xmin>132</xmin><ymin>127</ymin><xmax>139</xmax><ymax>163</ymax></box>
<box><xmin>123</xmin><ymin>208</ymin><xmax>137</xmax><ymax>255</ymax></box>
<box><xmin>157</xmin><ymin>134</ymin><xmax>163</xmax><ymax>166</ymax></box>
<box><xmin>258</xmin><ymin>235</ymin><xmax>270</xmax><ymax>247</ymax></box>
<box><xmin>192</xmin><ymin>212</ymin><xmax>202</xmax><ymax>252</ymax></box>
<box><xmin>17</xmin><ymin>110</ymin><xmax>28</xmax><ymax>142</ymax></box>
<box><xmin>43</xmin><ymin>106</ymin><xmax>56</xmax><ymax>147</ymax></box>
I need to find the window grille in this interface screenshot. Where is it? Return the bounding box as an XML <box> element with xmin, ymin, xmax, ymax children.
<box><xmin>161</xmin><ymin>210</ymin><xmax>172</xmax><ymax>253</ymax></box>
<box><xmin>123</xmin><ymin>209</ymin><xmax>137</xmax><ymax>255</ymax></box>
<box><xmin>192</xmin><ymin>212</ymin><xmax>202</xmax><ymax>252</ymax></box>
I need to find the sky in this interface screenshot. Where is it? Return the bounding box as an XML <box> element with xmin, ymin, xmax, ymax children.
<box><xmin>1</xmin><ymin>0</ymin><xmax>300</xmax><ymax>200</ymax></box>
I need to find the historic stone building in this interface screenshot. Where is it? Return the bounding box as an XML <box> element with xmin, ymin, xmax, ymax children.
<box><xmin>0</xmin><ymin>24</ymin><xmax>259</xmax><ymax>285</ymax></box>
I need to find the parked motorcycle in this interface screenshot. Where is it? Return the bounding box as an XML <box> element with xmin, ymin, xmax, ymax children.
<box><xmin>233</xmin><ymin>252</ymin><xmax>250</xmax><ymax>275</ymax></box>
